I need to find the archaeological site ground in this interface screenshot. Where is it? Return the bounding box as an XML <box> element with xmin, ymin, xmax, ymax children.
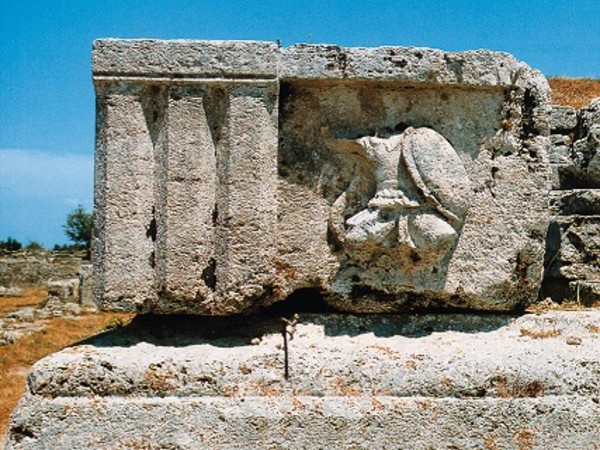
<box><xmin>2</xmin><ymin>41</ymin><xmax>600</xmax><ymax>449</ymax></box>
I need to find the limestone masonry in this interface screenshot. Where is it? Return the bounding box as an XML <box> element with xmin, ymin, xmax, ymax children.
<box><xmin>5</xmin><ymin>40</ymin><xmax>600</xmax><ymax>450</ymax></box>
<box><xmin>92</xmin><ymin>40</ymin><xmax>553</xmax><ymax>314</ymax></box>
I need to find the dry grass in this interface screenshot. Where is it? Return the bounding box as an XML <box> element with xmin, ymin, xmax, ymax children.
<box><xmin>525</xmin><ymin>299</ymin><xmax>588</xmax><ymax>314</ymax></box>
<box><xmin>515</xmin><ymin>429</ymin><xmax>536</xmax><ymax>450</ymax></box>
<box><xmin>495</xmin><ymin>376</ymin><xmax>544</xmax><ymax>399</ymax></box>
<box><xmin>0</xmin><ymin>288</ymin><xmax>47</xmax><ymax>315</ymax></box>
<box><xmin>0</xmin><ymin>311</ymin><xmax>134</xmax><ymax>443</ymax></box>
<box><xmin>519</xmin><ymin>327</ymin><xmax>561</xmax><ymax>339</ymax></box>
<box><xmin>549</xmin><ymin>78</ymin><xmax>600</xmax><ymax>109</ymax></box>
<box><xmin>586</xmin><ymin>324</ymin><xmax>600</xmax><ymax>334</ymax></box>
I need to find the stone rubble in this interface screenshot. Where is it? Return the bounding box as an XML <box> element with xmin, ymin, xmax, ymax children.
<box><xmin>544</xmin><ymin>97</ymin><xmax>600</xmax><ymax>304</ymax></box>
<box><xmin>0</xmin><ymin>273</ymin><xmax>97</xmax><ymax>347</ymax></box>
<box><xmin>0</xmin><ymin>286</ymin><xmax>24</xmax><ymax>297</ymax></box>
<box><xmin>0</xmin><ymin>250</ymin><xmax>84</xmax><ymax>287</ymax></box>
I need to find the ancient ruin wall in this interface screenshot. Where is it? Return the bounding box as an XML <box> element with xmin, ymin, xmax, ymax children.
<box><xmin>544</xmin><ymin>99</ymin><xmax>600</xmax><ymax>303</ymax></box>
<box><xmin>0</xmin><ymin>250</ymin><xmax>83</xmax><ymax>287</ymax></box>
<box><xmin>92</xmin><ymin>40</ymin><xmax>552</xmax><ymax>314</ymax></box>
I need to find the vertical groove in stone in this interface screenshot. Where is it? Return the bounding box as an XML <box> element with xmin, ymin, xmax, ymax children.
<box><xmin>160</xmin><ymin>85</ymin><xmax>217</xmax><ymax>303</ymax></box>
<box><xmin>92</xmin><ymin>93</ymin><xmax>107</xmax><ymax>307</ymax></box>
<box><xmin>145</xmin><ymin>85</ymin><xmax>168</xmax><ymax>304</ymax></box>
<box><xmin>215</xmin><ymin>83</ymin><xmax>279</xmax><ymax>311</ymax></box>
<box><xmin>97</xmin><ymin>88</ymin><xmax>157</xmax><ymax>310</ymax></box>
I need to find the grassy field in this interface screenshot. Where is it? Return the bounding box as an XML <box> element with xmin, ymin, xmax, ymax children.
<box><xmin>0</xmin><ymin>77</ymin><xmax>598</xmax><ymax>446</ymax></box>
<box><xmin>0</xmin><ymin>288</ymin><xmax>46</xmax><ymax>316</ymax></box>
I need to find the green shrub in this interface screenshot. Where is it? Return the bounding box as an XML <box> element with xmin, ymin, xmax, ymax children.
<box><xmin>0</xmin><ymin>237</ymin><xmax>22</xmax><ymax>251</ymax></box>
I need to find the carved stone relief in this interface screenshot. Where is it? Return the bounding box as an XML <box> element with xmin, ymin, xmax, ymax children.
<box><xmin>91</xmin><ymin>41</ymin><xmax>552</xmax><ymax>314</ymax></box>
<box><xmin>326</xmin><ymin>127</ymin><xmax>471</xmax><ymax>299</ymax></box>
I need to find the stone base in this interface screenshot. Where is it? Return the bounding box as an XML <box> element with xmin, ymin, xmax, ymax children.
<box><xmin>6</xmin><ymin>311</ymin><xmax>600</xmax><ymax>449</ymax></box>
<box><xmin>8</xmin><ymin>395</ymin><xmax>599</xmax><ymax>449</ymax></box>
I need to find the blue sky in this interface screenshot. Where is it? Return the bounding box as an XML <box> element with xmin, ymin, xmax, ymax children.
<box><xmin>1</xmin><ymin>0</ymin><xmax>599</xmax><ymax>247</ymax></box>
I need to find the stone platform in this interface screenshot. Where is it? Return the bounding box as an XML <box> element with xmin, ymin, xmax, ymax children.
<box><xmin>6</xmin><ymin>310</ymin><xmax>600</xmax><ymax>449</ymax></box>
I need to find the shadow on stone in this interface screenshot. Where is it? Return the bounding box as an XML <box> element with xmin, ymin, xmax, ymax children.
<box><xmin>79</xmin><ymin>288</ymin><xmax>516</xmax><ymax>348</ymax></box>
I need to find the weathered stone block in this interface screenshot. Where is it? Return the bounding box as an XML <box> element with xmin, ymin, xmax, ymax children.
<box><xmin>93</xmin><ymin>39</ymin><xmax>279</xmax><ymax>79</ymax></box>
<box><xmin>78</xmin><ymin>263</ymin><xmax>96</xmax><ymax>309</ymax></box>
<box><xmin>6</xmin><ymin>312</ymin><xmax>600</xmax><ymax>449</ymax></box>
<box><xmin>93</xmin><ymin>40</ymin><xmax>551</xmax><ymax>313</ymax></box>
<box><xmin>550</xmin><ymin>105</ymin><xmax>577</xmax><ymax>132</ymax></box>
<box><xmin>544</xmin><ymin>213</ymin><xmax>600</xmax><ymax>281</ymax></box>
<box><xmin>579</xmin><ymin>97</ymin><xmax>600</xmax><ymax>132</ymax></box>
<box><xmin>550</xmin><ymin>188</ymin><xmax>600</xmax><ymax>215</ymax></box>
<box><xmin>46</xmin><ymin>279</ymin><xmax>79</xmax><ymax>304</ymax></box>
<box><xmin>557</xmin><ymin>125</ymin><xmax>600</xmax><ymax>189</ymax></box>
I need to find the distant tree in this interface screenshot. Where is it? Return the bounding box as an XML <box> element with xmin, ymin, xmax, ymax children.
<box><xmin>0</xmin><ymin>237</ymin><xmax>23</xmax><ymax>251</ymax></box>
<box><xmin>25</xmin><ymin>241</ymin><xmax>45</xmax><ymax>251</ymax></box>
<box><xmin>63</xmin><ymin>205</ymin><xmax>93</xmax><ymax>253</ymax></box>
<box><xmin>53</xmin><ymin>243</ymin><xmax>85</xmax><ymax>252</ymax></box>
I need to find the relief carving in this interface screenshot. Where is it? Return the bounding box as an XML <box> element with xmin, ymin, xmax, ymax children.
<box><xmin>327</xmin><ymin>127</ymin><xmax>471</xmax><ymax>287</ymax></box>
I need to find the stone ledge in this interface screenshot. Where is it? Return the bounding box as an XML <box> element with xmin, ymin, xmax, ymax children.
<box><xmin>92</xmin><ymin>40</ymin><xmax>550</xmax><ymax>95</ymax></box>
<box><xmin>92</xmin><ymin>39</ymin><xmax>279</xmax><ymax>79</ymax></box>
<box><xmin>6</xmin><ymin>395</ymin><xmax>599</xmax><ymax>449</ymax></box>
<box><xmin>279</xmin><ymin>45</ymin><xmax>538</xmax><ymax>88</ymax></box>
<box><xmin>25</xmin><ymin>311</ymin><xmax>600</xmax><ymax>399</ymax></box>
<box><xmin>7</xmin><ymin>311</ymin><xmax>600</xmax><ymax>449</ymax></box>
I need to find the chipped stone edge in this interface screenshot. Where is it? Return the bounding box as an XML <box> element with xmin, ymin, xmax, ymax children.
<box><xmin>92</xmin><ymin>39</ymin><xmax>280</xmax><ymax>79</ymax></box>
<box><xmin>92</xmin><ymin>40</ymin><xmax>549</xmax><ymax>90</ymax></box>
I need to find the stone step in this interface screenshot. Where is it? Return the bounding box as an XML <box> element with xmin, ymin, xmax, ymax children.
<box><xmin>7</xmin><ymin>395</ymin><xmax>599</xmax><ymax>450</ymax></box>
<box><xmin>6</xmin><ymin>311</ymin><xmax>600</xmax><ymax>449</ymax></box>
<box><xmin>25</xmin><ymin>313</ymin><xmax>600</xmax><ymax>399</ymax></box>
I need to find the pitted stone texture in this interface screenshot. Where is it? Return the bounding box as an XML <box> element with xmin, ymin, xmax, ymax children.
<box><xmin>7</xmin><ymin>396</ymin><xmax>600</xmax><ymax>450</ymax></box>
<box><xmin>544</xmin><ymin>97</ymin><xmax>600</xmax><ymax>303</ymax></box>
<box><xmin>544</xmin><ymin>214</ymin><xmax>600</xmax><ymax>304</ymax></box>
<box><xmin>93</xmin><ymin>41</ymin><xmax>551</xmax><ymax>313</ymax></box>
<box><xmin>545</xmin><ymin>216</ymin><xmax>600</xmax><ymax>279</ymax></box>
<box><xmin>93</xmin><ymin>79</ymin><xmax>278</xmax><ymax>314</ymax></box>
<box><xmin>550</xmin><ymin>105</ymin><xmax>577</xmax><ymax>132</ymax></box>
<box><xmin>93</xmin><ymin>39</ymin><xmax>279</xmax><ymax>79</ymax></box>
<box><xmin>553</xmin><ymin>99</ymin><xmax>600</xmax><ymax>189</ymax></box>
<box><xmin>579</xmin><ymin>97</ymin><xmax>600</xmax><ymax>132</ymax></box>
<box><xmin>6</xmin><ymin>311</ymin><xmax>600</xmax><ymax>449</ymax></box>
<box><xmin>23</xmin><ymin>312</ymin><xmax>600</xmax><ymax>399</ymax></box>
<box><xmin>550</xmin><ymin>189</ymin><xmax>600</xmax><ymax>216</ymax></box>
<box><xmin>280</xmin><ymin>45</ymin><xmax>547</xmax><ymax>90</ymax></box>
<box><xmin>279</xmin><ymin>82</ymin><xmax>550</xmax><ymax>311</ymax></box>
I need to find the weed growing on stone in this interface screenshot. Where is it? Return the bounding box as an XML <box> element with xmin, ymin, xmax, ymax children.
<box><xmin>495</xmin><ymin>375</ymin><xmax>544</xmax><ymax>398</ymax></box>
<box><xmin>586</xmin><ymin>324</ymin><xmax>600</xmax><ymax>334</ymax></box>
<box><xmin>519</xmin><ymin>327</ymin><xmax>561</xmax><ymax>339</ymax></box>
